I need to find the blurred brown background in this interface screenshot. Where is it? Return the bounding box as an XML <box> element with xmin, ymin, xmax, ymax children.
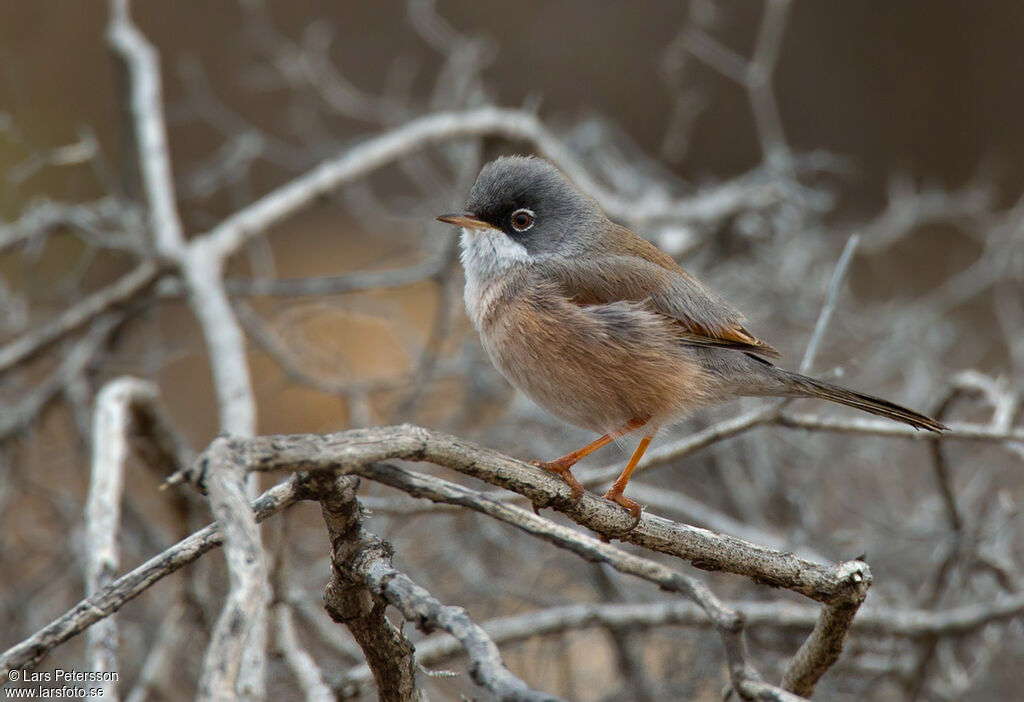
<box><xmin>1</xmin><ymin>1</ymin><xmax>1022</xmax><ymax>701</ymax></box>
<box><xmin>5</xmin><ymin>1</ymin><xmax>1024</xmax><ymax>201</ymax></box>
<box><xmin>3</xmin><ymin>0</ymin><xmax>1022</xmax><ymax>438</ymax></box>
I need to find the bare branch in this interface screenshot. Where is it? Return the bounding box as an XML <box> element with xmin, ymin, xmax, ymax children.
<box><xmin>224</xmin><ymin>254</ymin><xmax>448</xmax><ymax>298</ymax></box>
<box><xmin>0</xmin><ymin>314</ymin><xmax>123</xmax><ymax>442</ymax></box>
<box><xmin>272</xmin><ymin>604</ymin><xmax>333</xmax><ymax>702</ymax></box>
<box><xmin>747</xmin><ymin>0</ymin><xmax>793</xmax><ymax>165</ymax></box>
<box><xmin>0</xmin><ymin>197</ymin><xmax>126</xmax><ymax>256</ymax></box>
<box><xmin>350</xmin><ymin>461</ymin><xmax>805</xmax><ymax>701</ymax></box>
<box><xmin>683</xmin><ymin>0</ymin><xmax>793</xmax><ymax>167</ymax></box>
<box><xmin>107</xmin><ymin>0</ymin><xmax>186</xmax><ymax>257</ymax></box>
<box><xmin>342</xmin><ymin>592</ymin><xmax>1024</xmax><ymax>685</ymax></box>
<box><xmin>195</xmin><ymin>438</ymin><xmax>270</xmax><ymax>702</ymax></box>
<box><xmin>0</xmin><ymin>261</ymin><xmax>160</xmax><ymax>376</ymax></box>
<box><xmin>179</xmin><ymin>248</ymin><xmax>258</xmax><ymax>438</ymax></box>
<box><xmin>360</xmin><ymin>476</ymin><xmax>831</xmax><ymax>563</ymax></box>
<box><xmin>0</xmin><ymin>479</ymin><xmax>299</xmax><ymax>679</ymax></box>
<box><xmin>799</xmin><ymin>233</ymin><xmax>860</xmax><ymax>374</ymax></box>
<box><xmin>85</xmin><ymin>378</ymin><xmax>164</xmax><ymax>699</ymax></box>
<box><xmin>618</xmin><ymin>482</ymin><xmax>830</xmax><ymax>563</ymax></box>
<box><xmin>777</xmin><ymin>413</ymin><xmax>1024</xmax><ymax>444</ymax></box>
<box><xmin>199</xmin><ymin>107</ymin><xmax>785</xmax><ymax>263</ymax></box>
<box><xmin>780</xmin><ymin>561</ymin><xmax>871</xmax><ymax>696</ymax></box>
<box><xmin>108</xmin><ymin>1</ymin><xmax>267</xmax><ymax>694</ymax></box>
<box><xmin>309</xmin><ymin>471</ymin><xmax>561</xmax><ymax>701</ymax></box>
<box><xmin>316</xmin><ymin>474</ymin><xmax>425</xmax><ymax>702</ymax></box>
<box><xmin>201</xmin><ymin>425</ymin><xmax>867</xmax><ymax>603</ymax></box>
<box><xmin>109</xmin><ymin>0</ymin><xmax>258</xmax><ymax>439</ymax></box>
<box><xmin>359</xmin><ymin>550</ymin><xmax>568</xmax><ymax>702</ymax></box>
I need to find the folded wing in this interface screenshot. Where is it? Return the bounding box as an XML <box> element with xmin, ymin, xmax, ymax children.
<box><xmin>532</xmin><ymin>232</ymin><xmax>779</xmax><ymax>359</ymax></box>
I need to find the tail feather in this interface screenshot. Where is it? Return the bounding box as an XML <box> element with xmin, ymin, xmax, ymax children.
<box><xmin>776</xmin><ymin>370</ymin><xmax>948</xmax><ymax>433</ymax></box>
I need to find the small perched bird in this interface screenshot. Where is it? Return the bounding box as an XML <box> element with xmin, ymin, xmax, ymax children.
<box><xmin>438</xmin><ymin>156</ymin><xmax>946</xmax><ymax>522</ymax></box>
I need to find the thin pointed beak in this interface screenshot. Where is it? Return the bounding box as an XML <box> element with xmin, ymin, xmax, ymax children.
<box><xmin>436</xmin><ymin>212</ymin><xmax>493</xmax><ymax>230</ymax></box>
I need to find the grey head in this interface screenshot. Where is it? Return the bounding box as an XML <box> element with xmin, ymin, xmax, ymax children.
<box><xmin>437</xmin><ymin>156</ymin><xmax>607</xmax><ymax>263</ymax></box>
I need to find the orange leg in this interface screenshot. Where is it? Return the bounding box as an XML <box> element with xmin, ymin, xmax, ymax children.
<box><xmin>602</xmin><ymin>434</ymin><xmax>653</xmax><ymax>522</ymax></box>
<box><xmin>532</xmin><ymin>417</ymin><xmax>647</xmax><ymax>501</ymax></box>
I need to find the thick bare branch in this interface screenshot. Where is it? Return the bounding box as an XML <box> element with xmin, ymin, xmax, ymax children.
<box><xmin>307</xmin><ymin>471</ymin><xmax>562</xmax><ymax>701</ymax></box>
<box><xmin>179</xmin><ymin>248</ymin><xmax>258</xmax><ymax>437</ymax></box>
<box><xmin>315</xmin><ymin>474</ymin><xmax>425</xmax><ymax>702</ymax></box>
<box><xmin>780</xmin><ymin>561</ymin><xmax>871</xmax><ymax>696</ymax></box>
<box><xmin>194</xmin><ymin>438</ymin><xmax>269</xmax><ymax>702</ymax></box>
<box><xmin>351</xmin><ymin>461</ymin><xmax>805</xmax><ymax>701</ymax></box>
<box><xmin>198</xmin><ymin>425</ymin><xmax>866</xmax><ymax>603</ymax></box>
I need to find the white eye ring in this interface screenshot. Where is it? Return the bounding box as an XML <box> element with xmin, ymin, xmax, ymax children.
<box><xmin>510</xmin><ymin>208</ymin><xmax>535</xmax><ymax>232</ymax></box>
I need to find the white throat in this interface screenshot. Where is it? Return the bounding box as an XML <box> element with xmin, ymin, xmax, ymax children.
<box><xmin>459</xmin><ymin>227</ymin><xmax>531</xmax><ymax>329</ymax></box>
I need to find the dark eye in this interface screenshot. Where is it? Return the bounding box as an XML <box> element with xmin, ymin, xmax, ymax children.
<box><xmin>510</xmin><ymin>208</ymin><xmax>535</xmax><ymax>232</ymax></box>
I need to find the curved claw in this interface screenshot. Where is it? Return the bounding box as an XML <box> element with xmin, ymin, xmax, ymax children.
<box><xmin>602</xmin><ymin>489</ymin><xmax>644</xmax><ymax>533</ymax></box>
<box><xmin>624</xmin><ymin>504</ymin><xmax>643</xmax><ymax>532</ymax></box>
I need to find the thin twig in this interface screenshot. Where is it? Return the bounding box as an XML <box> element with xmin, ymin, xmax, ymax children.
<box><xmin>0</xmin><ymin>479</ymin><xmax>300</xmax><ymax>677</ymax></box>
<box><xmin>200</xmin><ymin>107</ymin><xmax>785</xmax><ymax>263</ymax></box>
<box><xmin>777</xmin><ymin>413</ymin><xmax>1024</xmax><ymax>443</ymax></box>
<box><xmin>0</xmin><ymin>261</ymin><xmax>160</xmax><ymax>376</ymax></box>
<box><xmin>0</xmin><ymin>313</ymin><xmax>123</xmax><ymax>442</ymax></box>
<box><xmin>86</xmin><ymin>379</ymin><xmax>160</xmax><ymax>699</ymax></box>
<box><xmin>107</xmin><ymin>0</ymin><xmax>186</xmax><ymax>257</ymax></box>
<box><xmin>799</xmin><ymin>233</ymin><xmax>861</xmax><ymax>374</ymax></box>
<box><xmin>340</xmin><ymin>592</ymin><xmax>1024</xmax><ymax>687</ymax></box>
<box><xmin>124</xmin><ymin>601</ymin><xmax>188</xmax><ymax>702</ymax></box>
<box><xmin>353</xmin><ymin>461</ymin><xmax>806</xmax><ymax>701</ymax></box>
<box><xmin>272</xmin><ymin>604</ymin><xmax>333</xmax><ymax>702</ymax></box>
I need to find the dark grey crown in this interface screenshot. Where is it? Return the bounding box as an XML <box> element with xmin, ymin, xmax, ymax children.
<box><xmin>465</xmin><ymin>156</ymin><xmax>605</xmax><ymax>255</ymax></box>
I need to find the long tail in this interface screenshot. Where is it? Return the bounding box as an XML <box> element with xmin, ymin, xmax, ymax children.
<box><xmin>774</xmin><ymin>369</ymin><xmax>948</xmax><ymax>433</ymax></box>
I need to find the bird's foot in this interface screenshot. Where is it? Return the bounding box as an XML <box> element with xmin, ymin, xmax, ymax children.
<box><xmin>602</xmin><ymin>488</ymin><xmax>644</xmax><ymax>533</ymax></box>
<box><xmin>530</xmin><ymin>458</ymin><xmax>585</xmax><ymax>506</ymax></box>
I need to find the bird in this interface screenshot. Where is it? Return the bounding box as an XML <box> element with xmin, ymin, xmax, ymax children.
<box><xmin>438</xmin><ymin>156</ymin><xmax>947</xmax><ymax>523</ymax></box>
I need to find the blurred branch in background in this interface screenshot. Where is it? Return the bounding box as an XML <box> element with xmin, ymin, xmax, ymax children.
<box><xmin>0</xmin><ymin>0</ymin><xmax>1021</xmax><ymax>700</ymax></box>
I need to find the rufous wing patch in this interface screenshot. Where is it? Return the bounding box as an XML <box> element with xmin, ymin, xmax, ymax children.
<box><xmin>674</xmin><ymin>320</ymin><xmax>780</xmax><ymax>358</ymax></box>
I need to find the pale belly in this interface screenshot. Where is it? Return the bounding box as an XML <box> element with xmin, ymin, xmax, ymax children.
<box><xmin>474</xmin><ymin>290</ymin><xmax>714</xmax><ymax>434</ymax></box>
